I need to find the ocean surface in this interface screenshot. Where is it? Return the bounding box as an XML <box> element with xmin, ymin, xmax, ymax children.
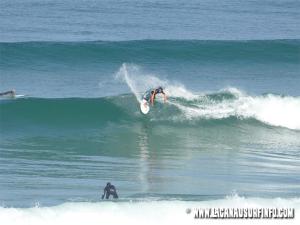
<box><xmin>0</xmin><ymin>0</ymin><xmax>300</xmax><ymax>224</ymax></box>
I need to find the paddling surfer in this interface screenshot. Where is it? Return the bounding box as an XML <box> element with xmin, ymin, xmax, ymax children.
<box><xmin>0</xmin><ymin>90</ymin><xmax>16</xmax><ymax>98</ymax></box>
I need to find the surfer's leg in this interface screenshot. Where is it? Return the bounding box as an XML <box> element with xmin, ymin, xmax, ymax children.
<box><xmin>142</xmin><ymin>98</ymin><xmax>148</xmax><ymax>107</ymax></box>
<box><xmin>113</xmin><ymin>193</ymin><xmax>118</xmax><ymax>199</ymax></box>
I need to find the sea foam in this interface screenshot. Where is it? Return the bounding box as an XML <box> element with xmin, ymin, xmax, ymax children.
<box><xmin>0</xmin><ymin>196</ymin><xmax>299</xmax><ymax>225</ymax></box>
<box><xmin>172</xmin><ymin>89</ymin><xmax>300</xmax><ymax>130</ymax></box>
<box><xmin>117</xmin><ymin>64</ymin><xmax>300</xmax><ymax>130</ymax></box>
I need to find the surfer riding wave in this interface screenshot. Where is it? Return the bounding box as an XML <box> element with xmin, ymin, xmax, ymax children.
<box><xmin>142</xmin><ymin>86</ymin><xmax>167</xmax><ymax>106</ymax></box>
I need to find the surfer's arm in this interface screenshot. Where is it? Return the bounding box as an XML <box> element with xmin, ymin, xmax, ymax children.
<box><xmin>104</xmin><ymin>188</ymin><xmax>107</xmax><ymax>195</ymax></box>
<box><xmin>163</xmin><ymin>93</ymin><xmax>167</xmax><ymax>103</ymax></box>
<box><xmin>102</xmin><ymin>188</ymin><xmax>107</xmax><ymax>199</ymax></box>
<box><xmin>150</xmin><ymin>93</ymin><xmax>155</xmax><ymax>106</ymax></box>
<box><xmin>111</xmin><ymin>185</ymin><xmax>116</xmax><ymax>192</ymax></box>
<box><xmin>0</xmin><ymin>90</ymin><xmax>15</xmax><ymax>96</ymax></box>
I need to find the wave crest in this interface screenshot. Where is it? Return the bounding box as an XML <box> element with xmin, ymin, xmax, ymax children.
<box><xmin>117</xmin><ymin>64</ymin><xmax>300</xmax><ymax>130</ymax></box>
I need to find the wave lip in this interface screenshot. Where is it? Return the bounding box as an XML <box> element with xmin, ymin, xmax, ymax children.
<box><xmin>173</xmin><ymin>88</ymin><xmax>300</xmax><ymax>130</ymax></box>
<box><xmin>117</xmin><ymin>64</ymin><xmax>300</xmax><ymax>130</ymax></box>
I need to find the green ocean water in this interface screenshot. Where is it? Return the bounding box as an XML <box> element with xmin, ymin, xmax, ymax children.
<box><xmin>1</xmin><ymin>88</ymin><xmax>300</xmax><ymax>207</ymax></box>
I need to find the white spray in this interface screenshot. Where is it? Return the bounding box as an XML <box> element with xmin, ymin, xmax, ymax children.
<box><xmin>116</xmin><ymin>64</ymin><xmax>300</xmax><ymax>130</ymax></box>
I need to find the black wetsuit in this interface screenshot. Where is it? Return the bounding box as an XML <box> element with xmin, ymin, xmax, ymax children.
<box><xmin>0</xmin><ymin>91</ymin><xmax>14</xmax><ymax>96</ymax></box>
<box><xmin>102</xmin><ymin>184</ymin><xmax>118</xmax><ymax>199</ymax></box>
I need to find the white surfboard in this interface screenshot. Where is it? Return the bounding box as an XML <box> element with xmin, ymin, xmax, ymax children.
<box><xmin>140</xmin><ymin>99</ymin><xmax>150</xmax><ymax>114</ymax></box>
<box><xmin>14</xmin><ymin>94</ymin><xmax>26</xmax><ymax>98</ymax></box>
<box><xmin>0</xmin><ymin>94</ymin><xmax>26</xmax><ymax>99</ymax></box>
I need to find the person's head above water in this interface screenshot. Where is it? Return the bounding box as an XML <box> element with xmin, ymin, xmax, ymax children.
<box><xmin>155</xmin><ymin>86</ymin><xmax>164</xmax><ymax>94</ymax></box>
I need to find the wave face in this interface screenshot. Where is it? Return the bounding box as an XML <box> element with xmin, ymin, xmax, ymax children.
<box><xmin>1</xmin><ymin>88</ymin><xmax>300</xmax><ymax>130</ymax></box>
<box><xmin>0</xmin><ymin>97</ymin><xmax>133</xmax><ymax>127</ymax></box>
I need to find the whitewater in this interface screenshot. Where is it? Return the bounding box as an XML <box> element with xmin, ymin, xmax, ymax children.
<box><xmin>116</xmin><ymin>64</ymin><xmax>300</xmax><ymax>130</ymax></box>
<box><xmin>1</xmin><ymin>196</ymin><xmax>299</xmax><ymax>225</ymax></box>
